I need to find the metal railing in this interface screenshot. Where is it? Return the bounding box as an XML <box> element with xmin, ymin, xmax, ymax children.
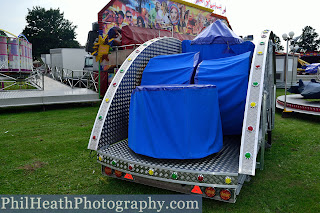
<box><xmin>44</xmin><ymin>65</ymin><xmax>98</xmax><ymax>92</ymax></box>
<box><xmin>0</xmin><ymin>68</ymin><xmax>44</xmax><ymax>91</ymax></box>
<box><xmin>27</xmin><ymin>68</ymin><xmax>44</xmax><ymax>89</ymax></box>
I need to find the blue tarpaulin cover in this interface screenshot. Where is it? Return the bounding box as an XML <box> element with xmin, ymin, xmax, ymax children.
<box><xmin>301</xmin><ymin>81</ymin><xmax>320</xmax><ymax>99</ymax></box>
<box><xmin>194</xmin><ymin>52</ymin><xmax>251</xmax><ymax>135</ymax></box>
<box><xmin>140</xmin><ymin>52</ymin><xmax>199</xmax><ymax>85</ymax></box>
<box><xmin>182</xmin><ymin>40</ymin><xmax>255</xmax><ymax>62</ymax></box>
<box><xmin>128</xmin><ymin>84</ymin><xmax>223</xmax><ymax>159</ymax></box>
<box><xmin>305</xmin><ymin>63</ymin><xmax>320</xmax><ymax>74</ymax></box>
<box><xmin>191</xmin><ymin>19</ymin><xmax>243</xmax><ymax>45</ymax></box>
<box><xmin>289</xmin><ymin>79</ymin><xmax>319</xmax><ymax>94</ymax></box>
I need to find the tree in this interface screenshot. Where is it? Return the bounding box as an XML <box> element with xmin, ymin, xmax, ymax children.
<box><xmin>297</xmin><ymin>26</ymin><xmax>320</xmax><ymax>52</ymax></box>
<box><xmin>22</xmin><ymin>6</ymin><xmax>80</xmax><ymax>59</ymax></box>
<box><xmin>0</xmin><ymin>30</ymin><xmax>7</xmax><ymax>36</ymax></box>
<box><xmin>273</xmin><ymin>34</ymin><xmax>284</xmax><ymax>52</ymax></box>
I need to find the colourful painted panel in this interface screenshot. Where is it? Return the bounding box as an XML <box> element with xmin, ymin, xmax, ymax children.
<box><xmin>99</xmin><ymin>0</ymin><xmax>228</xmax><ymax>39</ymax></box>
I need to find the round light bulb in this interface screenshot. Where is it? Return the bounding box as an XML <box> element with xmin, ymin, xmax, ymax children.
<box><xmin>289</xmin><ymin>31</ymin><xmax>294</xmax><ymax>38</ymax></box>
<box><xmin>225</xmin><ymin>176</ymin><xmax>232</xmax><ymax>184</ymax></box>
<box><xmin>294</xmin><ymin>45</ymin><xmax>299</xmax><ymax>51</ymax></box>
<box><xmin>171</xmin><ymin>172</ymin><xmax>178</xmax><ymax>180</ymax></box>
<box><xmin>148</xmin><ymin>169</ymin><xmax>154</xmax><ymax>176</ymax></box>
<box><xmin>282</xmin><ymin>33</ymin><xmax>288</xmax><ymax>40</ymax></box>
<box><xmin>245</xmin><ymin>152</ymin><xmax>251</xmax><ymax>159</ymax></box>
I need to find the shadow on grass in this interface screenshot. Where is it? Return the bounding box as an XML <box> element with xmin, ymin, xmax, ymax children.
<box><xmin>276</xmin><ymin>108</ymin><xmax>320</xmax><ymax>124</ymax></box>
<box><xmin>0</xmin><ymin>102</ymin><xmax>101</xmax><ymax>115</ymax></box>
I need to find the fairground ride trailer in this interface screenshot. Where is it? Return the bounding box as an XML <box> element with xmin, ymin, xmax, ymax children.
<box><xmin>87</xmin><ymin>30</ymin><xmax>276</xmax><ymax>203</ymax></box>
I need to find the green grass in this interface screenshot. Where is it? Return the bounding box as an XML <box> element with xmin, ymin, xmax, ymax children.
<box><xmin>0</xmin><ymin>93</ymin><xmax>319</xmax><ymax>212</ymax></box>
<box><xmin>1</xmin><ymin>82</ymin><xmax>36</xmax><ymax>90</ymax></box>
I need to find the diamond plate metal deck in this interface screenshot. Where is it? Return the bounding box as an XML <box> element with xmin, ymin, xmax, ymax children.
<box><xmin>97</xmin><ymin>135</ymin><xmax>240</xmax><ymax>186</ymax></box>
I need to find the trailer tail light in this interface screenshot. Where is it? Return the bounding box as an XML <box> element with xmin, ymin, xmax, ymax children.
<box><xmin>205</xmin><ymin>187</ymin><xmax>216</xmax><ymax>197</ymax></box>
<box><xmin>104</xmin><ymin>167</ymin><xmax>112</xmax><ymax>176</ymax></box>
<box><xmin>115</xmin><ymin>170</ymin><xmax>123</xmax><ymax>178</ymax></box>
<box><xmin>220</xmin><ymin>189</ymin><xmax>231</xmax><ymax>201</ymax></box>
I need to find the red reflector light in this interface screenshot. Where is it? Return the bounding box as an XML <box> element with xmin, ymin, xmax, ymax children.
<box><xmin>220</xmin><ymin>189</ymin><xmax>231</xmax><ymax>201</ymax></box>
<box><xmin>191</xmin><ymin>186</ymin><xmax>203</xmax><ymax>194</ymax></box>
<box><xmin>114</xmin><ymin>170</ymin><xmax>123</xmax><ymax>178</ymax></box>
<box><xmin>247</xmin><ymin>126</ymin><xmax>254</xmax><ymax>132</ymax></box>
<box><xmin>104</xmin><ymin>167</ymin><xmax>112</xmax><ymax>176</ymax></box>
<box><xmin>205</xmin><ymin>187</ymin><xmax>216</xmax><ymax>197</ymax></box>
<box><xmin>124</xmin><ymin>173</ymin><xmax>134</xmax><ymax>180</ymax></box>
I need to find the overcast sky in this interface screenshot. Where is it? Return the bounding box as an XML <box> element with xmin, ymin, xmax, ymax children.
<box><xmin>0</xmin><ymin>0</ymin><xmax>319</xmax><ymax>49</ymax></box>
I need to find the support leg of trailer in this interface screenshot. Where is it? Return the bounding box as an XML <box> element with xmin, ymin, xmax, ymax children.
<box><xmin>259</xmin><ymin>92</ymin><xmax>268</xmax><ymax>170</ymax></box>
<box><xmin>236</xmin><ymin>174</ymin><xmax>248</xmax><ymax>195</ymax></box>
<box><xmin>260</xmin><ymin>137</ymin><xmax>265</xmax><ymax>170</ymax></box>
<box><xmin>267</xmin><ymin>130</ymin><xmax>272</xmax><ymax>147</ymax></box>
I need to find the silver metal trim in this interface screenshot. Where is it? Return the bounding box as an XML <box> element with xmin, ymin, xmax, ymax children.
<box><xmin>239</xmin><ymin>30</ymin><xmax>273</xmax><ymax>176</ymax></box>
